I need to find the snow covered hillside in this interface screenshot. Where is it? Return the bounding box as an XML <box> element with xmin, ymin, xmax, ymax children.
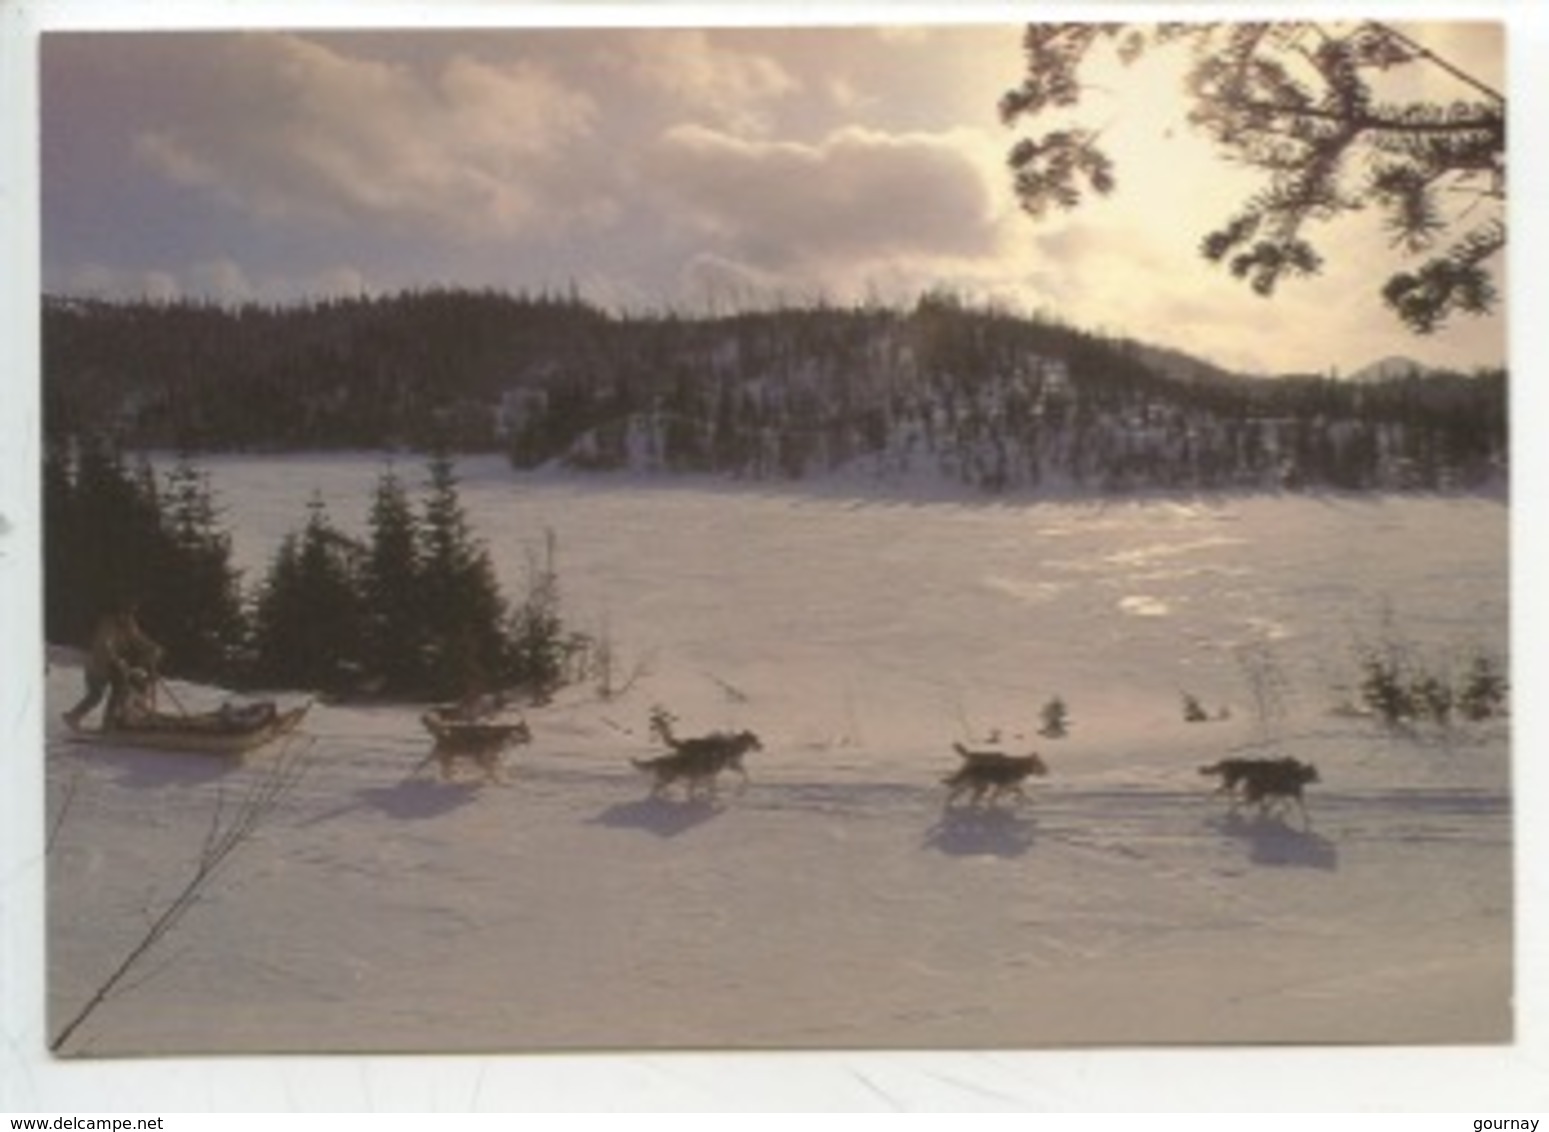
<box><xmin>41</xmin><ymin>460</ymin><xmax>1511</xmax><ymax>1056</ymax></box>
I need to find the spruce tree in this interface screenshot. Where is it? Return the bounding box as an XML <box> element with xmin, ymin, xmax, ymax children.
<box><xmin>42</xmin><ymin>442</ymin><xmax>81</xmax><ymax>646</ymax></box>
<box><xmin>417</xmin><ymin>453</ymin><xmax>510</xmax><ymax>700</ymax></box>
<box><xmin>44</xmin><ymin>445</ymin><xmax>249</xmax><ymax>681</ymax></box>
<box><xmin>361</xmin><ymin>464</ymin><xmax>427</xmax><ymax>694</ymax></box>
<box><xmin>154</xmin><ymin>456</ymin><xmax>247</xmax><ymax>679</ymax></box>
<box><xmin>251</xmin><ymin>496</ymin><xmax>365</xmax><ymax>692</ymax></box>
<box><xmin>57</xmin><ymin>444</ymin><xmax>168</xmax><ymax>642</ymax></box>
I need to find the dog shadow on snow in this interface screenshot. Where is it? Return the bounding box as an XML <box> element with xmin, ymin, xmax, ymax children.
<box><xmin>1210</xmin><ymin>812</ymin><xmax>1339</xmax><ymax>871</ymax></box>
<box><xmin>922</xmin><ymin>805</ymin><xmax>1038</xmax><ymax>859</ymax></box>
<box><xmin>355</xmin><ymin>777</ymin><xmax>483</xmax><ymax>821</ymax></box>
<box><xmin>591</xmin><ymin>796</ymin><xmax>725</xmax><ymax>838</ymax></box>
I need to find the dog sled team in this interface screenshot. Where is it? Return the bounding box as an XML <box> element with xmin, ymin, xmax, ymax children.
<box><xmin>58</xmin><ymin>599</ymin><xmax>1323</xmax><ymax>826</ymax></box>
<box><xmin>414</xmin><ymin>712</ymin><xmax>1324</xmax><ymax>832</ymax></box>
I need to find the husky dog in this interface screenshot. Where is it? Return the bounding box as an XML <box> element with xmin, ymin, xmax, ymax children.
<box><xmin>942</xmin><ymin>742</ymin><xmax>1049</xmax><ymax>808</ymax></box>
<box><xmin>1200</xmin><ymin>755</ymin><xmax>1319</xmax><ymax>826</ymax></box>
<box><xmin>632</xmin><ymin>729</ymin><xmax>761</xmax><ymax>800</ymax></box>
<box><xmin>425</xmin><ymin>714</ymin><xmax>532</xmax><ymax>784</ymax></box>
<box><xmin>1198</xmin><ymin>756</ymin><xmax>1265</xmax><ymax>797</ymax></box>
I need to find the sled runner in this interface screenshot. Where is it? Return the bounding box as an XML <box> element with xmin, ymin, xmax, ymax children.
<box><xmin>69</xmin><ymin>700</ymin><xmax>311</xmax><ymax>756</ymax></box>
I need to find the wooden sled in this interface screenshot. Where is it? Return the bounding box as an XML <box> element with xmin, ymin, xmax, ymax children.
<box><xmin>70</xmin><ymin>701</ymin><xmax>311</xmax><ymax>756</ymax></box>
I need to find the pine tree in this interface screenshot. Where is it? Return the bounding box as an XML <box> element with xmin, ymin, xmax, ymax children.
<box><xmin>154</xmin><ymin>456</ymin><xmax>247</xmax><ymax>679</ymax></box>
<box><xmin>42</xmin><ymin>441</ymin><xmax>82</xmax><ymax>646</ymax></box>
<box><xmin>44</xmin><ymin>444</ymin><xmax>247</xmax><ymax>680</ymax></box>
<box><xmin>59</xmin><ymin>444</ymin><xmax>168</xmax><ymax>641</ymax></box>
<box><xmin>360</xmin><ymin>464</ymin><xmax>427</xmax><ymax>694</ymax></box>
<box><xmin>417</xmin><ymin>453</ymin><xmax>510</xmax><ymax>700</ymax></box>
<box><xmin>250</xmin><ymin>496</ymin><xmax>365</xmax><ymax>692</ymax></box>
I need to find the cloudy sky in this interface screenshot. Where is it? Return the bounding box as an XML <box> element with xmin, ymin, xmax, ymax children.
<box><xmin>40</xmin><ymin>19</ymin><xmax>1506</xmax><ymax>376</ymax></box>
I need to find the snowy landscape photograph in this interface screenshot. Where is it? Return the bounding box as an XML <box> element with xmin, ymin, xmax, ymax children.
<box><xmin>12</xmin><ymin>6</ymin><xmax>1529</xmax><ymax>1098</ymax></box>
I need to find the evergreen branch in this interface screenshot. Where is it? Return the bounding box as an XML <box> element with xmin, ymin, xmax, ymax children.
<box><xmin>1217</xmin><ymin>98</ymin><xmax>1501</xmax><ymax>138</ymax></box>
<box><xmin>1002</xmin><ymin>18</ymin><xmax>1506</xmax><ymax>333</ymax></box>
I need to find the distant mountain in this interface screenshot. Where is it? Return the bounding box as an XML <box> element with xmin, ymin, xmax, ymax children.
<box><xmin>1348</xmin><ymin>356</ymin><xmax>1431</xmax><ymax>383</ymax></box>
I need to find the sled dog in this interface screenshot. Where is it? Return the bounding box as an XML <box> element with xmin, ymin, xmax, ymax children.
<box><xmin>427</xmin><ymin>715</ymin><xmax>532</xmax><ymax>784</ymax></box>
<box><xmin>942</xmin><ymin>742</ymin><xmax>1049</xmax><ymax>807</ymax></box>
<box><xmin>1198</xmin><ymin>756</ymin><xmax>1265</xmax><ymax>797</ymax></box>
<box><xmin>632</xmin><ymin>729</ymin><xmax>761</xmax><ymax>800</ymax></box>
<box><xmin>1200</xmin><ymin>755</ymin><xmax>1319</xmax><ymax>825</ymax></box>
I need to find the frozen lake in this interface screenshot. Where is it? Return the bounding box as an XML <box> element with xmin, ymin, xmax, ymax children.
<box><xmin>198</xmin><ymin>454</ymin><xmax>1508</xmax><ymax>762</ymax></box>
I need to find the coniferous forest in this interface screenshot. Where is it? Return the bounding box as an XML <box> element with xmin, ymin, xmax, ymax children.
<box><xmin>44</xmin><ymin>288</ymin><xmax>1506</xmax><ymax>494</ymax></box>
<box><xmin>42</xmin><ymin>287</ymin><xmax>1507</xmax><ymax>700</ymax></box>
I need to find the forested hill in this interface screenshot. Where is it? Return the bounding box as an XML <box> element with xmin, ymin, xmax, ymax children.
<box><xmin>43</xmin><ymin>289</ymin><xmax>1506</xmax><ymax>494</ymax></box>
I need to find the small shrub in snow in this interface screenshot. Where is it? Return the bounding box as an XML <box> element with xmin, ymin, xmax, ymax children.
<box><xmin>1356</xmin><ymin>648</ymin><xmax>1418</xmax><ymax>727</ymax></box>
<box><xmin>1458</xmin><ymin>653</ymin><xmax>1509</xmax><ymax>721</ymax></box>
<box><xmin>507</xmin><ymin>528</ymin><xmax>592</xmax><ymax>702</ymax></box>
<box><xmin>1411</xmin><ymin>672</ymin><xmax>1455</xmax><ymax>727</ymax></box>
<box><xmin>1356</xmin><ymin>650</ymin><xmax>1489</xmax><ymax>730</ymax></box>
<box><xmin>581</xmin><ymin>615</ymin><xmax>655</xmax><ymax>701</ymax></box>
<box><xmin>1038</xmin><ymin>696</ymin><xmax>1069</xmax><ymax>739</ymax></box>
<box><xmin>1236</xmin><ymin>640</ymin><xmax>1291</xmax><ymax>740</ymax></box>
<box><xmin>1348</xmin><ymin>611</ymin><xmax>1508</xmax><ymax>730</ymax></box>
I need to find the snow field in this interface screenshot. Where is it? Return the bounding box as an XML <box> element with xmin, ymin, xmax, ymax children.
<box><xmin>43</xmin><ymin>460</ymin><xmax>1511</xmax><ymax>1053</ymax></box>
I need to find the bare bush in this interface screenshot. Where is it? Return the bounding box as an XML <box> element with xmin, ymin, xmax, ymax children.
<box><xmin>50</xmin><ymin>737</ymin><xmax>314</xmax><ymax>1054</ymax></box>
<box><xmin>1236</xmin><ymin>640</ymin><xmax>1292</xmax><ymax>742</ymax></box>
<box><xmin>1347</xmin><ymin>607</ymin><xmax>1508</xmax><ymax>730</ymax></box>
<box><xmin>1038</xmin><ymin>695</ymin><xmax>1069</xmax><ymax>739</ymax></box>
<box><xmin>1181</xmin><ymin>691</ymin><xmax>1210</xmax><ymax>723</ymax></box>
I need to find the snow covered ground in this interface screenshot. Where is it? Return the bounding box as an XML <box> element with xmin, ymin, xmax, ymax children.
<box><xmin>12</xmin><ymin>458</ymin><xmax>1539</xmax><ymax>1107</ymax></box>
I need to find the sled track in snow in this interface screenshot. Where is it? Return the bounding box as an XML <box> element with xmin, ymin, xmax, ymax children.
<box><xmin>401</xmin><ymin>756</ymin><xmax>1509</xmax><ymax>844</ymax></box>
<box><xmin>76</xmin><ymin>731</ymin><xmax>1507</xmax><ymax>857</ymax></box>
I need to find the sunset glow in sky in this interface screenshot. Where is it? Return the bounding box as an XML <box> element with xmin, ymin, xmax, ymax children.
<box><xmin>40</xmin><ymin>20</ymin><xmax>1506</xmax><ymax>376</ymax></box>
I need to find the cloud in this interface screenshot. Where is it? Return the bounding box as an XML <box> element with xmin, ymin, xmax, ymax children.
<box><xmin>648</xmin><ymin>123</ymin><xmax>1007</xmax><ymax>274</ymax></box>
<box><xmin>42</xmin><ymin>25</ymin><xmax>1504</xmax><ymax>375</ymax></box>
<box><xmin>132</xmin><ymin>34</ymin><xmax>606</xmax><ymax>239</ymax></box>
<box><xmin>1004</xmin><ymin>200</ymin><xmax>1503</xmax><ymax>376</ymax></box>
<box><xmin>619</xmin><ymin>29</ymin><xmax>798</xmax><ymax>133</ymax></box>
